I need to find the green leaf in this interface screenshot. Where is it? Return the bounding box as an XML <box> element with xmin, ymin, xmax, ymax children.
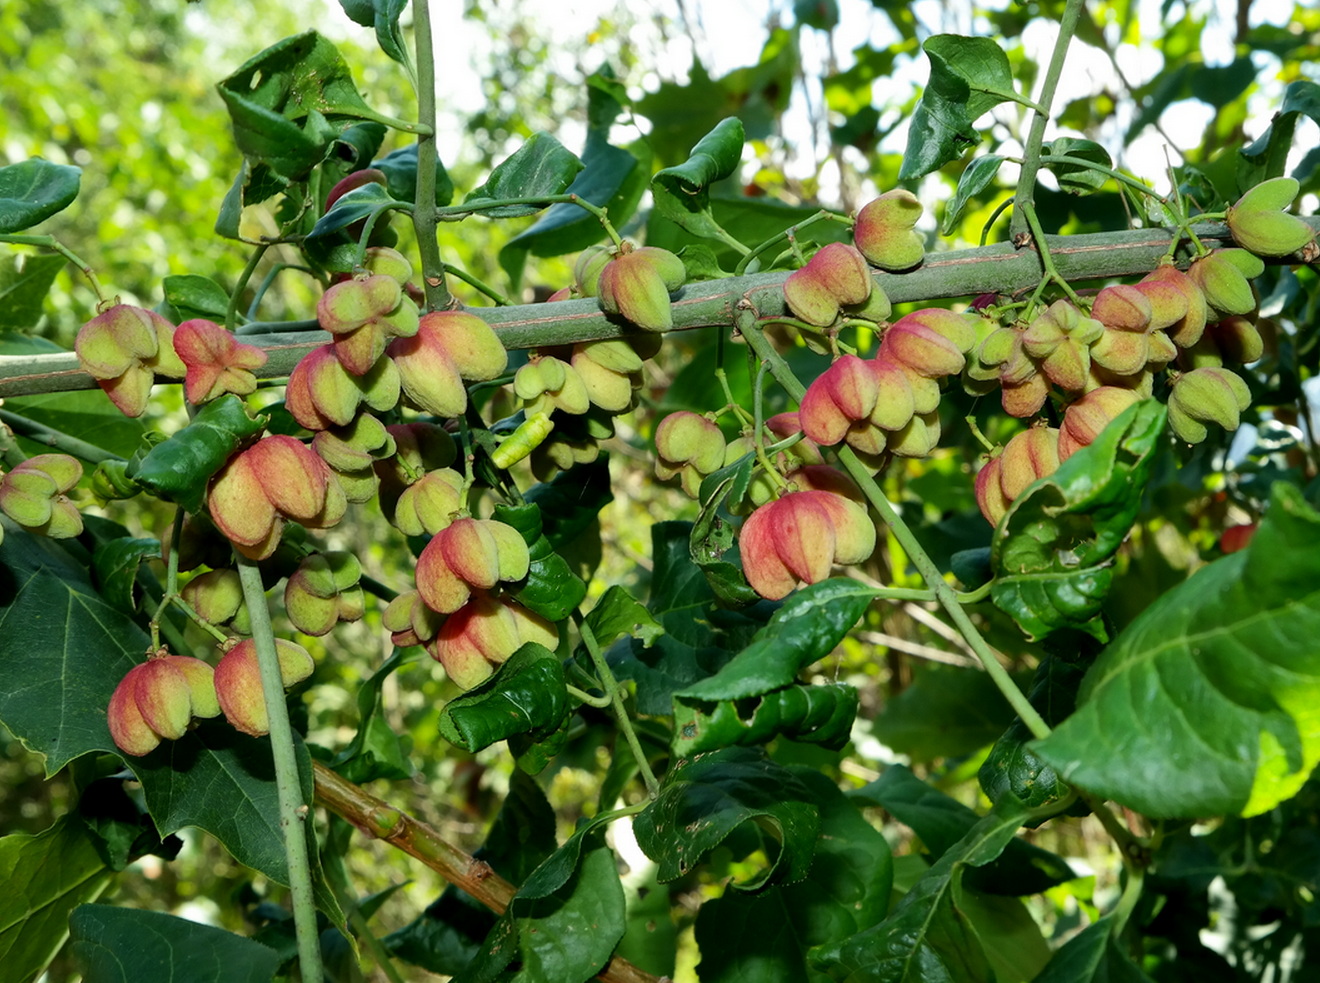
<box><xmin>332</xmin><ymin>647</ymin><xmax>416</xmax><ymax>783</ymax></box>
<box><xmin>0</xmin><ymin>526</ymin><xmax>145</xmax><ymax>775</ymax></box>
<box><xmin>609</xmin><ymin>521</ymin><xmax>768</xmax><ymax>714</ymax></box>
<box><xmin>306</xmin><ymin>181</ymin><xmax>400</xmax><ymax>240</ymax></box>
<box><xmin>464</xmin><ymin>132</ymin><xmax>584</xmax><ymax>218</ymax></box>
<box><xmin>900</xmin><ymin>35</ymin><xmax>1020</xmax><ymax>180</ymax></box>
<box><xmin>90</xmin><ymin>536</ymin><xmax>159</xmax><ymax>614</ymax></box>
<box><xmin>217</xmin><ymin>32</ymin><xmax>381</xmax><ymax>180</ymax></box>
<box><xmin>386</xmin><ymin>770</ymin><xmax>556</xmax><ymax>976</ymax></box>
<box><xmin>162</xmin><ymin>274</ymin><xmax>231</xmax><ymax>324</ymax></box>
<box><xmin>501</xmin><ymin>68</ymin><xmax>648</xmax><ymax>286</ymax></box>
<box><xmin>808</xmin><ymin>800</ymin><xmax>1030</xmax><ymax>982</ymax></box>
<box><xmin>869</xmin><ymin>664</ymin><xmax>1023</xmax><ymax>763</ymax></box>
<box><xmin>439</xmin><ymin>644</ymin><xmax>570</xmax><ymax>754</ymax></box>
<box><xmin>584</xmin><ymin>585</ymin><xmax>664</xmax><ymax>651</ymax></box>
<box><xmin>689</xmin><ymin>452</ymin><xmax>760</xmax><ymax>607</ymax></box>
<box><xmin>1030</xmin><ymin>914</ymin><xmax>1154</xmax><ymax>983</ymax></box>
<box><xmin>1033</xmin><ymin>482</ymin><xmax>1320</xmax><ymax>819</ymax></box>
<box><xmin>493</xmin><ymin>503</ymin><xmax>587</xmax><ymax>622</ymax></box>
<box><xmin>0</xmin><ymin>817</ymin><xmax>112</xmax><ymax>983</ymax></box>
<box><xmin>650</xmin><ymin>117</ymin><xmax>746</xmax><ymax>240</ymax></box>
<box><xmin>69</xmin><ymin>904</ymin><xmax>280</xmax><ymax>983</ymax></box>
<box><xmin>990</xmin><ymin>400</ymin><xmax>1166</xmax><ymax>641</ymax></box>
<box><xmin>1044</xmin><ymin>137</ymin><xmax>1114</xmax><ymax>194</ymax></box>
<box><xmin>633</xmin><ymin>747</ymin><xmax>821</xmax><ymax>889</ymax></box>
<box><xmin>979</xmin><ymin>649</ymin><xmax>1091</xmax><ymax>811</ymax></box>
<box><xmin>455</xmin><ymin>844</ymin><xmax>626</xmax><ymax>983</ymax></box>
<box><xmin>0</xmin><ymin>158</ymin><xmax>81</xmax><ymax>233</ymax></box>
<box><xmin>941</xmin><ymin>154</ymin><xmax>1004</xmax><ymax>235</ymax></box>
<box><xmin>676</xmin><ymin>578</ymin><xmax>878</xmax><ymax>701</ymax></box>
<box><xmin>851</xmin><ymin>766</ymin><xmax>1075</xmax><ymax>896</ymax></box>
<box><xmin>372</xmin><ymin>143</ymin><xmax>454</xmax><ymax>207</ymax></box>
<box><xmin>523</xmin><ymin>456</ymin><xmax>613</xmax><ymax>549</ymax></box>
<box><xmin>128</xmin><ymin>394</ymin><xmax>268</xmax><ymax>513</ymax></box>
<box><xmin>694</xmin><ymin>768</ymin><xmax>892</xmax><ymax>983</ymax></box>
<box><xmin>0</xmin><ymin>253</ymin><xmax>66</xmax><ymax>330</ymax></box>
<box><xmin>339</xmin><ymin>0</ymin><xmax>409</xmax><ymax>65</ymax></box>
<box><xmin>1239</xmin><ymin>80</ymin><xmax>1320</xmax><ymax>187</ymax></box>
<box><xmin>674</xmin><ymin>682</ymin><xmax>858</xmax><ymax>756</ymax></box>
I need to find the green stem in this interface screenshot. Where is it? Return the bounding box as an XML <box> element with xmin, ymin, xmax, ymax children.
<box><xmin>0</xmin><ymin>233</ymin><xmax>108</xmax><ymax>305</ymax></box>
<box><xmin>1032</xmin><ymin>156</ymin><xmax>1167</xmax><ymax>204</ymax></box>
<box><xmin>579</xmin><ymin>619</ymin><xmax>660</xmax><ymax>798</ymax></box>
<box><xmin>1009</xmin><ymin>0</ymin><xmax>1084</xmax><ymax>240</ymax></box>
<box><xmin>0</xmin><ymin>409</ymin><xmax>124</xmax><ymax>463</ymax></box>
<box><xmin>567</xmin><ymin>683</ymin><xmax>613</xmax><ymax>709</ymax></box>
<box><xmin>410</xmin><ymin>0</ymin><xmax>452</xmax><ymax>312</ymax></box>
<box><xmin>734</xmin><ymin>209</ymin><xmax>847</xmax><ymax>276</ymax></box>
<box><xmin>736</xmin><ymin>311</ymin><xmax>1050</xmax><ymax>741</ymax></box>
<box><xmin>233</xmin><ymin>553</ymin><xmax>325</xmax><ymax>983</ymax></box>
<box><xmin>228</xmin><ymin>244</ymin><xmax>269</xmax><ymax>331</ymax></box>
<box><xmin>443</xmin><ymin>263</ymin><xmax>515</xmax><ymax>306</ymax></box>
<box><xmin>1020</xmin><ymin>204</ymin><xmax>1084</xmax><ymax>307</ymax></box>
<box><xmin>247</xmin><ymin>264</ymin><xmax>315</xmax><ymax>320</ymax></box>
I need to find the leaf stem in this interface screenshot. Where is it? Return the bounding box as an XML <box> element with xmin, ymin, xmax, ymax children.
<box><xmin>735</xmin><ymin>310</ymin><xmax>1051</xmax><ymax>740</ymax></box>
<box><xmin>233</xmin><ymin>552</ymin><xmax>325</xmax><ymax>983</ymax></box>
<box><xmin>0</xmin><ymin>233</ymin><xmax>108</xmax><ymax>305</ymax></box>
<box><xmin>227</xmin><ymin>244</ymin><xmax>269</xmax><ymax>331</ymax></box>
<box><xmin>1009</xmin><ymin>0</ymin><xmax>1084</xmax><ymax>240</ymax></box>
<box><xmin>410</xmin><ymin>0</ymin><xmax>452</xmax><ymax>312</ymax></box>
<box><xmin>443</xmin><ymin>263</ymin><xmax>515</xmax><ymax>306</ymax></box>
<box><xmin>579</xmin><ymin>618</ymin><xmax>660</xmax><ymax>799</ymax></box>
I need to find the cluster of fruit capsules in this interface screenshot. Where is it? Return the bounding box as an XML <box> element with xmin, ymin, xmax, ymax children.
<box><xmin>0</xmin><ymin>453</ymin><xmax>85</xmax><ymax>545</ymax></box>
<box><xmin>964</xmin><ymin>176</ymin><xmax>1314</xmax><ymax>525</ymax></box>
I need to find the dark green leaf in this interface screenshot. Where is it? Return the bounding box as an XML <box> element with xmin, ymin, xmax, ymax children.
<box><xmin>676</xmin><ymin>578</ymin><xmax>877</xmax><ymax>701</ymax></box>
<box><xmin>633</xmin><ymin>747</ymin><xmax>820</xmax><ymax>889</ymax></box>
<box><xmin>455</xmin><ymin>844</ymin><xmax>626</xmax><ymax>983</ymax></box>
<box><xmin>69</xmin><ymin>904</ymin><xmax>280</xmax><ymax>983</ymax></box>
<box><xmin>0</xmin><ymin>817</ymin><xmax>112</xmax><ymax>983</ymax></box>
<box><xmin>1044</xmin><ymin>137</ymin><xmax>1114</xmax><ymax>194</ymax></box>
<box><xmin>1033</xmin><ymin>482</ymin><xmax>1320</xmax><ymax>819</ymax></box>
<box><xmin>979</xmin><ymin>651</ymin><xmax>1091</xmax><ymax>811</ymax></box>
<box><xmin>333</xmin><ymin>121</ymin><xmax>388</xmax><ymax>169</ymax></box>
<box><xmin>651</xmin><ymin>118</ymin><xmax>746</xmax><ymax>240</ymax></box>
<box><xmin>674</xmin><ymin>682</ymin><xmax>858</xmax><ymax>755</ymax></box>
<box><xmin>372</xmin><ymin>143</ymin><xmax>454</xmax><ymax>207</ymax></box>
<box><xmin>869</xmin><ymin>665</ymin><xmax>1022</xmax><ymax>763</ymax></box>
<box><xmin>0</xmin><ymin>526</ymin><xmax>145</xmax><ymax>775</ymax></box>
<box><xmin>584</xmin><ymin>586</ymin><xmax>664</xmax><ymax>651</ymax></box>
<box><xmin>900</xmin><ymin>35</ymin><xmax>1019</xmax><ymax>180</ymax></box>
<box><xmin>90</xmin><ymin>536</ymin><xmax>159</xmax><ymax>614</ymax></box>
<box><xmin>340</xmin><ymin>0</ymin><xmax>409</xmax><ymax>65</ymax></box>
<box><xmin>523</xmin><ymin>456</ymin><xmax>614</xmax><ymax>548</ymax></box>
<box><xmin>217</xmin><ymin>32</ymin><xmax>382</xmax><ymax>180</ymax></box>
<box><xmin>439</xmin><ymin>644</ymin><xmax>569</xmax><ymax>753</ymax></box>
<box><xmin>129</xmin><ymin>394</ymin><xmax>268</xmax><ymax>513</ymax></box>
<box><xmin>991</xmin><ymin>400</ymin><xmax>1166</xmax><ymax>640</ymax></box>
<box><xmin>501</xmin><ymin>68</ymin><xmax>648</xmax><ymax>286</ymax></box>
<box><xmin>1031</xmin><ymin>914</ymin><xmax>1154</xmax><ymax>983</ymax></box>
<box><xmin>332</xmin><ymin>647</ymin><xmax>416</xmax><ymax>783</ymax></box>
<box><xmin>1240</xmin><ymin>80</ymin><xmax>1320</xmax><ymax>187</ymax></box>
<box><xmin>942</xmin><ymin>154</ymin><xmax>1005</xmax><ymax>234</ymax></box>
<box><xmin>0</xmin><ymin>253</ymin><xmax>66</xmax><ymax>330</ymax></box>
<box><xmin>689</xmin><ymin>452</ymin><xmax>760</xmax><ymax>607</ymax></box>
<box><xmin>694</xmin><ymin>768</ymin><xmax>891</xmax><ymax>983</ymax></box>
<box><xmin>851</xmin><ymin>766</ymin><xmax>1075</xmax><ymax>896</ymax></box>
<box><xmin>162</xmin><ymin>274</ymin><xmax>231</xmax><ymax>324</ymax></box>
<box><xmin>0</xmin><ymin>158</ymin><xmax>81</xmax><ymax>233</ymax></box>
<box><xmin>609</xmin><ymin>521</ymin><xmax>769</xmax><ymax>714</ymax></box>
<box><xmin>306</xmin><ymin>182</ymin><xmax>400</xmax><ymax>240</ymax></box>
<box><xmin>808</xmin><ymin>800</ymin><xmax>1030</xmax><ymax>982</ymax></box>
<box><xmin>492</xmin><ymin>503</ymin><xmax>587</xmax><ymax>622</ymax></box>
<box><xmin>464</xmin><ymin>132</ymin><xmax>584</xmax><ymax>217</ymax></box>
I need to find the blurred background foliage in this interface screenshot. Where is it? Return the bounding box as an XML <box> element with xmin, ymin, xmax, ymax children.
<box><xmin>3</xmin><ymin>0</ymin><xmax>1319</xmax><ymax>980</ymax></box>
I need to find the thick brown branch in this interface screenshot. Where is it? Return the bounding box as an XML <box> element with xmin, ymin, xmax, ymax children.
<box><xmin>2</xmin><ymin>221</ymin><xmax>1313</xmax><ymax>399</ymax></box>
<box><xmin>311</xmin><ymin>761</ymin><xmax>663</xmax><ymax>983</ymax></box>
